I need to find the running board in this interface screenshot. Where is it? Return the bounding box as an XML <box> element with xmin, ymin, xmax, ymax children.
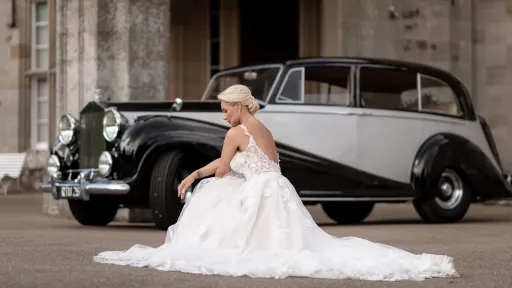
<box><xmin>300</xmin><ymin>197</ymin><xmax>413</xmax><ymax>202</ymax></box>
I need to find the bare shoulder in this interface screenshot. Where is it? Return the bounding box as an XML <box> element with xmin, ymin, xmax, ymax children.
<box><xmin>224</xmin><ymin>126</ymin><xmax>248</xmax><ymax>146</ymax></box>
<box><xmin>226</xmin><ymin>126</ymin><xmax>245</xmax><ymax>139</ymax></box>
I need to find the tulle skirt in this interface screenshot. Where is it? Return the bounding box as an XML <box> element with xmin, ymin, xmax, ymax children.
<box><xmin>93</xmin><ymin>172</ymin><xmax>459</xmax><ymax>281</ymax></box>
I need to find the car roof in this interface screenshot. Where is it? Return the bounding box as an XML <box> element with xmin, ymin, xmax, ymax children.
<box><xmin>219</xmin><ymin>57</ymin><xmax>459</xmax><ymax>82</ymax></box>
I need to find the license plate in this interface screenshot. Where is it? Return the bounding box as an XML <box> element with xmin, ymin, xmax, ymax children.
<box><xmin>59</xmin><ymin>185</ymin><xmax>81</xmax><ymax>198</ymax></box>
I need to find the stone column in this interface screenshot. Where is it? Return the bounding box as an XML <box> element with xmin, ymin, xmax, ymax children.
<box><xmin>45</xmin><ymin>0</ymin><xmax>170</xmax><ymax>222</ymax></box>
<box><xmin>473</xmin><ymin>0</ymin><xmax>512</xmax><ymax>173</ymax></box>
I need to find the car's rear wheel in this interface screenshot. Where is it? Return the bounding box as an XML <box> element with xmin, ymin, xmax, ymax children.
<box><xmin>321</xmin><ymin>202</ymin><xmax>375</xmax><ymax>224</ymax></box>
<box><xmin>68</xmin><ymin>196</ymin><xmax>119</xmax><ymax>226</ymax></box>
<box><xmin>413</xmin><ymin>168</ymin><xmax>471</xmax><ymax>223</ymax></box>
<box><xmin>149</xmin><ymin>150</ymin><xmax>193</xmax><ymax>231</ymax></box>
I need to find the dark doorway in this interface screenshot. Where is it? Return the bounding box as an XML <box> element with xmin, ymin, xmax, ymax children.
<box><xmin>238</xmin><ymin>0</ymin><xmax>299</xmax><ymax>66</ymax></box>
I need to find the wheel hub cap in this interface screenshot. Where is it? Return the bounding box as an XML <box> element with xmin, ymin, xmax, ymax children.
<box><xmin>435</xmin><ymin>169</ymin><xmax>464</xmax><ymax>210</ymax></box>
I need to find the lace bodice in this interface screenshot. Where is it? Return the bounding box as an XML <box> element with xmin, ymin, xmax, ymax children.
<box><xmin>229</xmin><ymin>124</ymin><xmax>281</xmax><ymax>178</ymax></box>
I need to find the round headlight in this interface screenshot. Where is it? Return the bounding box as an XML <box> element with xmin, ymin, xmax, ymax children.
<box><xmin>103</xmin><ymin>108</ymin><xmax>122</xmax><ymax>142</ymax></box>
<box><xmin>58</xmin><ymin>114</ymin><xmax>77</xmax><ymax>145</ymax></box>
<box><xmin>98</xmin><ymin>151</ymin><xmax>113</xmax><ymax>176</ymax></box>
<box><xmin>47</xmin><ymin>155</ymin><xmax>60</xmax><ymax>176</ymax></box>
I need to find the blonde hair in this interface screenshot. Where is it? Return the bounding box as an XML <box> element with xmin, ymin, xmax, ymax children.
<box><xmin>217</xmin><ymin>84</ymin><xmax>260</xmax><ymax>114</ymax></box>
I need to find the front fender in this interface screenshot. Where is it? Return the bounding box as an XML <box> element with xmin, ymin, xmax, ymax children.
<box><xmin>411</xmin><ymin>133</ymin><xmax>512</xmax><ymax>199</ymax></box>
<box><xmin>116</xmin><ymin>116</ymin><xmax>229</xmax><ymax>182</ymax></box>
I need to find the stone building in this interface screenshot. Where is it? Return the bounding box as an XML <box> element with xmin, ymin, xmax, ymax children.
<box><xmin>1</xmin><ymin>0</ymin><xmax>512</xmax><ymax>217</ymax></box>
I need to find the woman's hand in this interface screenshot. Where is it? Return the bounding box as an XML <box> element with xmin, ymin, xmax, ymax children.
<box><xmin>177</xmin><ymin>174</ymin><xmax>196</xmax><ymax>199</ymax></box>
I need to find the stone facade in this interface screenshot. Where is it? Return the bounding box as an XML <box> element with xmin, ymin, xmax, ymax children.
<box><xmin>473</xmin><ymin>0</ymin><xmax>512</xmax><ymax>173</ymax></box>
<box><xmin>0</xmin><ymin>0</ymin><xmax>23</xmax><ymax>153</ymax></box>
<box><xmin>57</xmin><ymin>0</ymin><xmax>170</xmax><ymax>119</ymax></box>
<box><xmin>0</xmin><ymin>0</ymin><xmax>50</xmax><ymax>194</ymax></box>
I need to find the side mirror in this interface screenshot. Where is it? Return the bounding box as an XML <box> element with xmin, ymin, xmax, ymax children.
<box><xmin>257</xmin><ymin>99</ymin><xmax>266</xmax><ymax>110</ymax></box>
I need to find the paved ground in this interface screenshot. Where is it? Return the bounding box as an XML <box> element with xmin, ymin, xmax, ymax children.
<box><xmin>1</xmin><ymin>193</ymin><xmax>512</xmax><ymax>288</ymax></box>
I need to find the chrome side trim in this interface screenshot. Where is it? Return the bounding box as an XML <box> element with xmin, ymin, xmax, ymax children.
<box><xmin>300</xmin><ymin>197</ymin><xmax>413</xmax><ymax>202</ymax></box>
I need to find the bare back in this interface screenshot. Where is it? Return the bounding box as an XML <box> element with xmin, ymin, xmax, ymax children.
<box><xmin>238</xmin><ymin>120</ymin><xmax>279</xmax><ymax>164</ymax></box>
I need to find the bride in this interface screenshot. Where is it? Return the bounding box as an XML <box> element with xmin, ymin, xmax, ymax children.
<box><xmin>93</xmin><ymin>84</ymin><xmax>459</xmax><ymax>281</ymax></box>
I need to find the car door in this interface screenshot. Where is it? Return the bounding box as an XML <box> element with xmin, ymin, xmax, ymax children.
<box><xmin>354</xmin><ymin>64</ymin><xmax>432</xmax><ymax>185</ymax></box>
<box><xmin>257</xmin><ymin>63</ymin><xmax>360</xmax><ymax>193</ymax></box>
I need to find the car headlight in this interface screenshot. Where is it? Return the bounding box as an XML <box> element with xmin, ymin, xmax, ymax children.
<box><xmin>98</xmin><ymin>151</ymin><xmax>113</xmax><ymax>176</ymax></box>
<box><xmin>103</xmin><ymin>108</ymin><xmax>122</xmax><ymax>142</ymax></box>
<box><xmin>47</xmin><ymin>155</ymin><xmax>60</xmax><ymax>176</ymax></box>
<box><xmin>58</xmin><ymin>114</ymin><xmax>77</xmax><ymax>145</ymax></box>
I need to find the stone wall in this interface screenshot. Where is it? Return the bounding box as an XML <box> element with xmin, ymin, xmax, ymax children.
<box><xmin>0</xmin><ymin>0</ymin><xmax>23</xmax><ymax>153</ymax></box>
<box><xmin>0</xmin><ymin>0</ymin><xmax>48</xmax><ymax>195</ymax></box>
<box><xmin>339</xmin><ymin>0</ymin><xmax>472</xmax><ymax>87</ymax></box>
<box><xmin>473</xmin><ymin>0</ymin><xmax>512</xmax><ymax>173</ymax></box>
<box><xmin>57</xmin><ymin>0</ymin><xmax>169</xmax><ymax>118</ymax></box>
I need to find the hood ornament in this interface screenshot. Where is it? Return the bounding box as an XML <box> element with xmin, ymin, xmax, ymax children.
<box><xmin>94</xmin><ymin>89</ymin><xmax>110</xmax><ymax>104</ymax></box>
<box><xmin>94</xmin><ymin>89</ymin><xmax>103</xmax><ymax>103</ymax></box>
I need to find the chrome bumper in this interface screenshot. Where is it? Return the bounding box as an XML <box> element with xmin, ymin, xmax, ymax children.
<box><xmin>39</xmin><ymin>169</ymin><xmax>130</xmax><ymax>201</ymax></box>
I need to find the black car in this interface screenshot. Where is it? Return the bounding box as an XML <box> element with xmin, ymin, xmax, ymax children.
<box><xmin>40</xmin><ymin>57</ymin><xmax>512</xmax><ymax>230</ymax></box>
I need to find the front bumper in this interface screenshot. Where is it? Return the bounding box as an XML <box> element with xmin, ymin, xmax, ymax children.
<box><xmin>39</xmin><ymin>169</ymin><xmax>130</xmax><ymax>201</ymax></box>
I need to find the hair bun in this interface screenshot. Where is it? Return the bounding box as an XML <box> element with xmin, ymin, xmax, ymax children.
<box><xmin>246</xmin><ymin>98</ymin><xmax>259</xmax><ymax>114</ymax></box>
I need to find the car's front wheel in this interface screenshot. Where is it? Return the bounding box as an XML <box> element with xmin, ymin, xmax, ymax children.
<box><xmin>321</xmin><ymin>202</ymin><xmax>375</xmax><ymax>224</ymax></box>
<box><xmin>413</xmin><ymin>168</ymin><xmax>471</xmax><ymax>223</ymax></box>
<box><xmin>68</xmin><ymin>196</ymin><xmax>119</xmax><ymax>226</ymax></box>
<box><xmin>149</xmin><ymin>150</ymin><xmax>193</xmax><ymax>231</ymax></box>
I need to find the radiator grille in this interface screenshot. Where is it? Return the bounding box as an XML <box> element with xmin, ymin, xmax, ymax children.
<box><xmin>79</xmin><ymin>110</ymin><xmax>106</xmax><ymax>169</ymax></box>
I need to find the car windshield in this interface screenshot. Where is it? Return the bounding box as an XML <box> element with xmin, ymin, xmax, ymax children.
<box><xmin>202</xmin><ymin>65</ymin><xmax>282</xmax><ymax>102</ymax></box>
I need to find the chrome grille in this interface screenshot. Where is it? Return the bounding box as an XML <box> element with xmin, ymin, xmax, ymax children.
<box><xmin>79</xmin><ymin>111</ymin><xmax>106</xmax><ymax>169</ymax></box>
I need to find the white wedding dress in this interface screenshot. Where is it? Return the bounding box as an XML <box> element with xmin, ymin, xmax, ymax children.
<box><xmin>93</xmin><ymin>124</ymin><xmax>459</xmax><ymax>281</ymax></box>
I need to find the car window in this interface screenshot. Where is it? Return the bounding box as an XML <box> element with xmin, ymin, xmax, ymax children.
<box><xmin>358</xmin><ymin>67</ymin><xmax>461</xmax><ymax>116</ymax></box>
<box><xmin>276</xmin><ymin>65</ymin><xmax>352</xmax><ymax>106</ymax></box>
<box><xmin>203</xmin><ymin>66</ymin><xmax>281</xmax><ymax>102</ymax></box>
<box><xmin>419</xmin><ymin>75</ymin><xmax>461</xmax><ymax>116</ymax></box>
<box><xmin>359</xmin><ymin>67</ymin><xmax>419</xmax><ymax>111</ymax></box>
<box><xmin>277</xmin><ymin>68</ymin><xmax>304</xmax><ymax>102</ymax></box>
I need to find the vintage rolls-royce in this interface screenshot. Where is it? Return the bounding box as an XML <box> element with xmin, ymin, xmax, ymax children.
<box><xmin>40</xmin><ymin>57</ymin><xmax>512</xmax><ymax>230</ymax></box>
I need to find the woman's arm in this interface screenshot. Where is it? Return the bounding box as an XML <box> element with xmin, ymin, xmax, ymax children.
<box><xmin>215</xmin><ymin>127</ymin><xmax>240</xmax><ymax>178</ymax></box>
<box><xmin>192</xmin><ymin>158</ymin><xmax>220</xmax><ymax>179</ymax></box>
<box><xmin>177</xmin><ymin>158</ymin><xmax>219</xmax><ymax>198</ymax></box>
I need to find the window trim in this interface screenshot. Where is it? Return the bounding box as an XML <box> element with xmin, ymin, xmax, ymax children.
<box><xmin>30</xmin><ymin>76</ymin><xmax>49</xmax><ymax>151</ymax></box>
<box><xmin>201</xmin><ymin>64</ymin><xmax>284</xmax><ymax>103</ymax></box>
<box><xmin>30</xmin><ymin>0</ymin><xmax>49</xmax><ymax>71</ymax></box>
<box><xmin>355</xmin><ymin>64</ymin><xmax>465</xmax><ymax>119</ymax></box>
<box><xmin>272</xmin><ymin>63</ymin><xmax>355</xmax><ymax>107</ymax></box>
<box><xmin>275</xmin><ymin>67</ymin><xmax>305</xmax><ymax>104</ymax></box>
<box><xmin>417</xmin><ymin>73</ymin><xmax>463</xmax><ymax>117</ymax></box>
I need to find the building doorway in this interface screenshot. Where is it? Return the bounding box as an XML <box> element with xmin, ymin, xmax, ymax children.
<box><xmin>238</xmin><ymin>0</ymin><xmax>299</xmax><ymax>66</ymax></box>
<box><xmin>169</xmin><ymin>0</ymin><xmax>321</xmax><ymax>100</ymax></box>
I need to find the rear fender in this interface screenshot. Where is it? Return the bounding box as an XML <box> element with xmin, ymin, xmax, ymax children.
<box><xmin>411</xmin><ymin>133</ymin><xmax>512</xmax><ymax>199</ymax></box>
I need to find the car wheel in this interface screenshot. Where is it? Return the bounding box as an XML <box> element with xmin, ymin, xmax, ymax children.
<box><xmin>68</xmin><ymin>196</ymin><xmax>119</xmax><ymax>226</ymax></box>
<box><xmin>149</xmin><ymin>150</ymin><xmax>192</xmax><ymax>231</ymax></box>
<box><xmin>321</xmin><ymin>202</ymin><xmax>375</xmax><ymax>224</ymax></box>
<box><xmin>413</xmin><ymin>168</ymin><xmax>471</xmax><ymax>223</ymax></box>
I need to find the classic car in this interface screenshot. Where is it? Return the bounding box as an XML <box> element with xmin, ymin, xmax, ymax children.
<box><xmin>40</xmin><ymin>57</ymin><xmax>512</xmax><ymax>230</ymax></box>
